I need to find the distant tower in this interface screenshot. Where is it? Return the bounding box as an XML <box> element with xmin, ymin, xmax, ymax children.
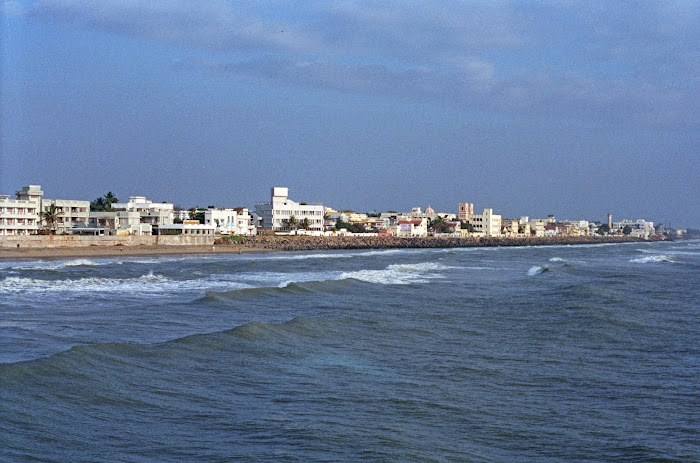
<box><xmin>459</xmin><ymin>202</ymin><xmax>474</xmax><ymax>221</ymax></box>
<box><xmin>607</xmin><ymin>213</ymin><xmax>612</xmax><ymax>229</ymax></box>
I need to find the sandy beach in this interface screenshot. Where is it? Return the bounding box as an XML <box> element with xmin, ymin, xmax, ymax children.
<box><xmin>0</xmin><ymin>244</ymin><xmax>269</xmax><ymax>260</ymax></box>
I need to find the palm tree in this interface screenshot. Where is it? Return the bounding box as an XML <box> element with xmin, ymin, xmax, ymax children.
<box><xmin>104</xmin><ymin>191</ymin><xmax>119</xmax><ymax>210</ymax></box>
<box><xmin>430</xmin><ymin>215</ymin><xmax>451</xmax><ymax>234</ymax></box>
<box><xmin>41</xmin><ymin>203</ymin><xmax>63</xmax><ymax>235</ymax></box>
<box><xmin>299</xmin><ymin>218</ymin><xmax>310</xmax><ymax>230</ymax></box>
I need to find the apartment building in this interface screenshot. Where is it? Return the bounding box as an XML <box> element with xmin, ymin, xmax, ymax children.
<box><xmin>469</xmin><ymin>209</ymin><xmax>502</xmax><ymax>237</ymax></box>
<box><xmin>0</xmin><ymin>193</ymin><xmax>40</xmax><ymax>236</ymax></box>
<box><xmin>255</xmin><ymin>187</ymin><xmax>324</xmax><ymax>232</ymax></box>
<box><xmin>1</xmin><ymin>185</ymin><xmax>89</xmax><ymax>235</ymax></box>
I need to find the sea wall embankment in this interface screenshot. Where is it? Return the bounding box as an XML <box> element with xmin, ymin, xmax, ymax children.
<box><xmin>217</xmin><ymin>235</ymin><xmax>640</xmax><ymax>251</ymax></box>
<box><xmin>0</xmin><ymin>235</ymin><xmax>216</xmax><ymax>248</ymax></box>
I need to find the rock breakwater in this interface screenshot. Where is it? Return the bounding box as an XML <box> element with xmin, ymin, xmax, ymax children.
<box><xmin>215</xmin><ymin>235</ymin><xmax>640</xmax><ymax>252</ymax></box>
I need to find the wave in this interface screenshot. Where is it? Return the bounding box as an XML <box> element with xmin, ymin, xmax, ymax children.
<box><xmin>11</xmin><ymin>258</ymin><xmax>104</xmax><ymax>271</ymax></box>
<box><xmin>0</xmin><ymin>271</ymin><xmax>178</xmax><ymax>294</ymax></box>
<box><xmin>527</xmin><ymin>265</ymin><xmax>550</xmax><ymax>276</ymax></box>
<box><xmin>629</xmin><ymin>255</ymin><xmax>674</xmax><ymax>264</ymax></box>
<box><xmin>548</xmin><ymin>257</ymin><xmax>567</xmax><ymax>262</ymax></box>
<box><xmin>340</xmin><ymin>262</ymin><xmax>452</xmax><ymax>285</ymax></box>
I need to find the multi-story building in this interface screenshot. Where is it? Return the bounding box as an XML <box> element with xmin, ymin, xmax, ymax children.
<box><xmin>469</xmin><ymin>209</ymin><xmax>502</xmax><ymax>236</ymax></box>
<box><xmin>204</xmin><ymin>207</ymin><xmax>255</xmax><ymax>235</ymax></box>
<box><xmin>255</xmin><ymin>187</ymin><xmax>324</xmax><ymax>232</ymax></box>
<box><xmin>612</xmin><ymin>219</ymin><xmax>655</xmax><ymax>239</ymax></box>
<box><xmin>112</xmin><ymin>196</ymin><xmax>174</xmax><ymax>228</ymax></box>
<box><xmin>1</xmin><ymin>185</ymin><xmax>89</xmax><ymax>235</ymax></box>
<box><xmin>0</xmin><ymin>191</ymin><xmax>41</xmax><ymax>236</ymax></box>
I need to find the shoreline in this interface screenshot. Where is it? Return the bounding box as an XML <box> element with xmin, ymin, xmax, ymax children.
<box><xmin>0</xmin><ymin>235</ymin><xmax>641</xmax><ymax>261</ymax></box>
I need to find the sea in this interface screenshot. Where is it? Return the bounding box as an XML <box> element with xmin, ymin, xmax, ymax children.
<box><xmin>0</xmin><ymin>240</ymin><xmax>698</xmax><ymax>462</ymax></box>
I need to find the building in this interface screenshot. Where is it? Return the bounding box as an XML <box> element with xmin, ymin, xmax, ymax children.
<box><xmin>254</xmin><ymin>187</ymin><xmax>324</xmax><ymax>232</ymax></box>
<box><xmin>204</xmin><ymin>207</ymin><xmax>255</xmax><ymax>235</ymax></box>
<box><xmin>88</xmin><ymin>211</ymin><xmax>152</xmax><ymax>235</ymax></box>
<box><xmin>469</xmin><ymin>209</ymin><xmax>502</xmax><ymax>236</ymax></box>
<box><xmin>392</xmin><ymin>218</ymin><xmax>429</xmax><ymax>237</ymax></box>
<box><xmin>1</xmin><ymin>185</ymin><xmax>89</xmax><ymax>235</ymax></box>
<box><xmin>459</xmin><ymin>202</ymin><xmax>474</xmax><ymax>221</ymax></box>
<box><xmin>612</xmin><ymin>219</ymin><xmax>655</xmax><ymax>239</ymax></box>
<box><xmin>0</xmin><ymin>190</ymin><xmax>41</xmax><ymax>235</ymax></box>
<box><xmin>112</xmin><ymin>196</ymin><xmax>174</xmax><ymax>228</ymax></box>
<box><xmin>159</xmin><ymin>221</ymin><xmax>216</xmax><ymax>236</ymax></box>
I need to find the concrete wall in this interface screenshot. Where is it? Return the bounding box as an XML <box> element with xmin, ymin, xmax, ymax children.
<box><xmin>0</xmin><ymin>235</ymin><xmax>215</xmax><ymax>248</ymax></box>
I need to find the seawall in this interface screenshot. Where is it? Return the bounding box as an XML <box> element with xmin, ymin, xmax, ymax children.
<box><xmin>218</xmin><ymin>235</ymin><xmax>641</xmax><ymax>251</ymax></box>
<box><xmin>0</xmin><ymin>235</ymin><xmax>216</xmax><ymax>248</ymax></box>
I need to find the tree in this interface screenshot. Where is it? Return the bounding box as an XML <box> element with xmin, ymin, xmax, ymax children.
<box><xmin>299</xmin><ymin>218</ymin><xmax>310</xmax><ymax>230</ymax></box>
<box><xmin>622</xmin><ymin>225</ymin><xmax>632</xmax><ymax>235</ymax></box>
<box><xmin>460</xmin><ymin>220</ymin><xmax>474</xmax><ymax>233</ymax></box>
<box><xmin>41</xmin><ymin>203</ymin><xmax>63</xmax><ymax>235</ymax></box>
<box><xmin>284</xmin><ymin>215</ymin><xmax>298</xmax><ymax>231</ymax></box>
<box><xmin>90</xmin><ymin>192</ymin><xmax>119</xmax><ymax>211</ymax></box>
<box><xmin>596</xmin><ymin>224</ymin><xmax>610</xmax><ymax>235</ymax></box>
<box><xmin>430</xmin><ymin>215</ymin><xmax>452</xmax><ymax>234</ymax></box>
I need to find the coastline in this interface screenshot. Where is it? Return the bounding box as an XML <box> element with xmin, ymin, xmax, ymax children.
<box><xmin>0</xmin><ymin>235</ymin><xmax>641</xmax><ymax>261</ymax></box>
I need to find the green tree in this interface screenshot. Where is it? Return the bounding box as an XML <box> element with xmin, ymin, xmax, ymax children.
<box><xmin>284</xmin><ymin>215</ymin><xmax>298</xmax><ymax>232</ymax></box>
<box><xmin>596</xmin><ymin>224</ymin><xmax>611</xmax><ymax>235</ymax></box>
<box><xmin>41</xmin><ymin>203</ymin><xmax>63</xmax><ymax>235</ymax></box>
<box><xmin>430</xmin><ymin>215</ymin><xmax>452</xmax><ymax>234</ymax></box>
<box><xmin>90</xmin><ymin>192</ymin><xmax>119</xmax><ymax>211</ymax></box>
<box><xmin>622</xmin><ymin>225</ymin><xmax>632</xmax><ymax>235</ymax></box>
<box><xmin>299</xmin><ymin>218</ymin><xmax>310</xmax><ymax>230</ymax></box>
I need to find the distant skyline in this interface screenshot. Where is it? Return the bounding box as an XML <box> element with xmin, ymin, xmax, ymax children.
<box><xmin>1</xmin><ymin>1</ymin><xmax>698</xmax><ymax>228</ymax></box>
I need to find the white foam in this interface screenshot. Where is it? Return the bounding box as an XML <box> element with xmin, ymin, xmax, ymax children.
<box><xmin>12</xmin><ymin>259</ymin><xmax>103</xmax><ymax>271</ymax></box>
<box><xmin>629</xmin><ymin>255</ymin><xmax>673</xmax><ymax>264</ymax></box>
<box><xmin>548</xmin><ymin>257</ymin><xmax>566</xmax><ymax>262</ymax></box>
<box><xmin>340</xmin><ymin>262</ymin><xmax>450</xmax><ymax>285</ymax></box>
<box><xmin>527</xmin><ymin>265</ymin><xmax>548</xmax><ymax>276</ymax></box>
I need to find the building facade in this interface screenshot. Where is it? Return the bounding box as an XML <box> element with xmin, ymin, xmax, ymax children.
<box><xmin>204</xmin><ymin>207</ymin><xmax>255</xmax><ymax>235</ymax></box>
<box><xmin>255</xmin><ymin>187</ymin><xmax>324</xmax><ymax>232</ymax></box>
<box><xmin>469</xmin><ymin>209</ymin><xmax>502</xmax><ymax>237</ymax></box>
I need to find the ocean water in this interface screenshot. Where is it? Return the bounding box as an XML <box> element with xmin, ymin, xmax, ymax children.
<box><xmin>1</xmin><ymin>241</ymin><xmax>698</xmax><ymax>462</ymax></box>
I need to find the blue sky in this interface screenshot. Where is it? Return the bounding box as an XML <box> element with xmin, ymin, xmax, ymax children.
<box><xmin>1</xmin><ymin>0</ymin><xmax>698</xmax><ymax>227</ymax></box>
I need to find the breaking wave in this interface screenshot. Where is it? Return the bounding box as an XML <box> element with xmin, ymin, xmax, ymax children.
<box><xmin>340</xmin><ymin>262</ymin><xmax>451</xmax><ymax>285</ymax></box>
<box><xmin>629</xmin><ymin>255</ymin><xmax>674</xmax><ymax>264</ymax></box>
<box><xmin>0</xmin><ymin>271</ymin><xmax>177</xmax><ymax>294</ymax></box>
<box><xmin>527</xmin><ymin>265</ymin><xmax>550</xmax><ymax>276</ymax></box>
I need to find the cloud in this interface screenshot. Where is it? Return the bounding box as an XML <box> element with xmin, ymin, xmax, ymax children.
<box><xmin>26</xmin><ymin>0</ymin><xmax>700</xmax><ymax>125</ymax></box>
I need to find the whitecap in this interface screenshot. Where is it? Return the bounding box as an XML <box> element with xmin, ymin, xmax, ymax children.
<box><xmin>527</xmin><ymin>265</ymin><xmax>549</xmax><ymax>276</ymax></box>
<box><xmin>629</xmin><ymin>255</ymin><xmax>674</xmax><ymax>264</ymax></box>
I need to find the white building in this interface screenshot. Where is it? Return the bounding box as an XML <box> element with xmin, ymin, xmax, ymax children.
<box><xmin>159</xmin><ymin>221</ymin><xmax>216</xmax><ymax>236</ymax></box>
<box><xmin>0</xmin><ymin>191</ymin><xmax>41</xmax><ymax>236</ymax></box>
<box><xmin>1</xmin><ymin>185</ymin><xmax>89</xmax><ymax>235</ymax></box>
<box><xmin>255</xmin><ymin>187</ymin><xmax>324</xmax><ymax>232</ymax></box>
<box><xmin>112</xmin><ymin>196</ymin><xmax>174</xmax><ymax>227</ymax></box>
<box><xmin>204</xmin><ymin>207</ymin><xmax>255</xmax><ymax>235</ymax></box>
<box><xmin>470</xmin><ymin>209</ymin><xmax>502</xmax><ymax>237</ymax></box>
<box><xmin>612</xmin><ymin>219</ymin><xmax>655</xmax><ymax>239</ymax></box>
<box><xmin>391</xmin><ymin>218</ymin><xmax>429</xmax><ymax>237</ymax></box>
<box><xmin>88</xmin><ymin>211</ymin><xmax>152</xmax><ymax>236</ymax></box>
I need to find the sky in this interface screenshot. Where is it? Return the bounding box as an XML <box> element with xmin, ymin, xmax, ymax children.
<box><xmin>1</xmin><ymin>0</ymin><xmax>698</xmax><ymax>228</ymax></box>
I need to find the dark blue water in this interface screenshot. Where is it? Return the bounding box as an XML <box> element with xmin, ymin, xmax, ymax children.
<box><xmin>1</xmin><ymin>241</ymin><xmax>698</xmax><ymax>461</ymax></box>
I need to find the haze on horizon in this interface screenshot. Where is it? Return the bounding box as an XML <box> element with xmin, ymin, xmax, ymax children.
<box><xmin>1</xmin><ymin>1</ymin><xmax>698</xmax><ymax>228</ymax></box>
